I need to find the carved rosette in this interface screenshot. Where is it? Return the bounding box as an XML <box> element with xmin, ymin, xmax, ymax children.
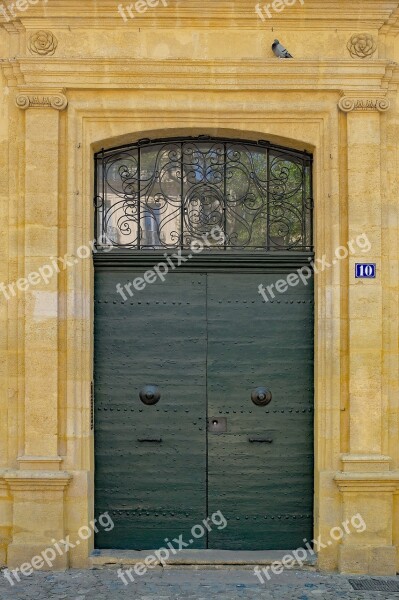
<box><xmin>28</xmin><ymin>30</ymin><xmax>58</xmax><ymax>56</ymax></box>
<box><xmin>347</xmin><ymin>33</ymin><xmax>377</xmax><ymax>59</ymax></box>
<box><xmin>16</xmin><ymin>94</ymin><xmax>68</xmax><ymax>111</ymax></box>
<box><xmin>338</xmin><ymin>97</ymin><xmax>390</xmax><ymax>113</ymax></box>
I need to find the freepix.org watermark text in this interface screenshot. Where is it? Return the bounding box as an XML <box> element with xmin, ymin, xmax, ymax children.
<box><xmin>116</xmin><ymin>227</ymin><xmax>225</xmax><ymax>300</ymax></box>
<box><xmin>258</xmin><ymin>233</ymin><xmax>371</xmax><ymax>303</ymax></box>
<box><xmin>254</xmin><ymin>513</ymin><xmax>366</xmax><ymax>583</ymax></box>
<box><xmin>117</xmin><ymin>510</ymin><xmax>228</xmax><ymax>585</ymax></box>
<box><xmin>0</xmin><ymin>0</ymin><xmax>48</xmax><ymax>22</ymax></box>
<box><xmin>255</xmin><ymin>0</ymin><xmax>304</xmax><ymax>21</ymax></box>
<box><xmin>118</xmin><ymin>0</ymin><xmax>168</xmax><ymax>22</ymax></box>
<box><xmin>3</xmin><ymin>512</ymin><xmax>114</xmax><ymax>586</ymax></box>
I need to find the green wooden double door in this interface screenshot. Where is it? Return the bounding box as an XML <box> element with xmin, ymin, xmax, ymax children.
<box><xmin>94</xmin><ymin>263</ymin><xmax>314</xmax><ymax>550</ymax></box>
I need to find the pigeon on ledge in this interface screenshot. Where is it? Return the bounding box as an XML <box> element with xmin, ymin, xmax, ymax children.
<box><xmin>272</xmin><ymin>39</ymin><xmax>293</xmax><ymax>58</ymax></box>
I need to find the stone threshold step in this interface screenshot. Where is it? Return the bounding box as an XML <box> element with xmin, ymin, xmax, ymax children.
<box><xmin>90</xmin><ymin>549</ymin><xmax>317</xmax><ymax>568</ymax></box>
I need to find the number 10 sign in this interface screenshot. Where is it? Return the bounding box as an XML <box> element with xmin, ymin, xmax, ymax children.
<box><xmin>355</xmin><ymin>263</ymin><xmax>376</xmax><ymax>279</ymax></box>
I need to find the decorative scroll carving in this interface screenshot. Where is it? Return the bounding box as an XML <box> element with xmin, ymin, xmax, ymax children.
<box><xmin>347</xmin><ymin>34</ymin><xmax>377</xmax><ymax>59</ymax></box>
<box><xmin>28</xmin><ymin>30</ymin><xmax>58</xmax><ymax>56</ymax></box>
<box><xmin>16</xmin><ymin>93</ymin><xmax>68</xmax><ymax>111</ymax></box>
<box><xmin>338</xmin><ymin>97</ymin><xmax>390</xmax><ymax>113</ymax></box>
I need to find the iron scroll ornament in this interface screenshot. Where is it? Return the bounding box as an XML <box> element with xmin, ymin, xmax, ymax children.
<box><xmin>94</xmin><ymin>137</ymin><xmax>313</xmax><ymax>251</ymax></box>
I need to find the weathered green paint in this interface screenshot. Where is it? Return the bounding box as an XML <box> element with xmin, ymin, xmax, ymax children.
<box><xmin>94</xmin><ymin>273</ymin><xmax>208</xmax><ymax>549</ymax></box>
<box><xmin>94</xmin><ymin>258</ymin><xmax>314</xmax><ymax>550</ymax></box>
<box><xmin>207</xmin><ymin>274</ymin><xmax>314</xmax><ymax>549</ymax></box>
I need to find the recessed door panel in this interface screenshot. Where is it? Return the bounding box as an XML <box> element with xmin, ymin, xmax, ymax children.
<box><xmin>206</xmin><ymin>273</ymin><xmax>314</xmax><ymax>550</ymax></box>
<box><xmin>94</xmin><ymin>272</ymin><xmax>207</xmax><ymax>549</ymax></box>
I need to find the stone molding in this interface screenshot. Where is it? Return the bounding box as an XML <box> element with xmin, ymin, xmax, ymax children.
<box><xmin>335</xmin><ymin>472</ymin><xmax>399</xmax><ymax>493</ymax></box>
<box><xmin>17</xmin><ymin>456</ymin><xmax>63</xmax><ymax>471</ymax></box>
<box><xmin>340</xmin><ymin>453</ymin><xmax>392</xmax><ymax>472</ymax></box>
<box><xmin>338</xmin><ymin>96</ymin><xmax>391</xmax><ymax>112</ymax></box>
<box><xmin>15</xmin><ymin>92</ymin><xmax>68</xmax><ymax>111</ymax></box>
<box><xmin>1</xmin><ymin>58</ymin><xmax>398</xmax><ymax>91</ymax></box>
<box><xmin>0</xmin><ymin>471</ymin><xmax>9</xmax><ymax>495</ymax></box>
<box><xmin>0</xmin><ymin>1</ymin><xmax>398</xmax><ymax>30</ymax></box>
<box><xmin>4</xmin><ymin>471</ymin><xmax>72</xmax><ymax>492</ymax></box>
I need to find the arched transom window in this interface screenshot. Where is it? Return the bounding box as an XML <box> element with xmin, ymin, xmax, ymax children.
<box><xmin>95</xmin><ymin>136</ymin><xmax>313</xmax><ymax>251</ymax></box>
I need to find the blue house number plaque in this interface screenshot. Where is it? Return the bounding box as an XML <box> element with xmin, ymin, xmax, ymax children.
<box><xmin>355</xmin><ymin>263</ymin><xmax>376</xmax><ymax>279</ymax></box>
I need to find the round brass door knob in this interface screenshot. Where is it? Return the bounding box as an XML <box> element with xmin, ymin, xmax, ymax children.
<box><xmin>139</xmin><ymin>385</ymin><xmax>161</xmax><ymax>405</ymax></box>
<box><xmin>251</xmin><ymin>387</ymin><xmax>272</xmax><ymax>406</ymax></box>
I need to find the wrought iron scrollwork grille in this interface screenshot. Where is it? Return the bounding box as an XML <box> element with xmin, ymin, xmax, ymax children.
<box><xmin>94</xmin><ymin>136</ymin><xmax>313</xmax><ymax>251</ymax></box>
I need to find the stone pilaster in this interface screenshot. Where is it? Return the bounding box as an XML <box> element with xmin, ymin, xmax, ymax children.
<box><xmin>4</xmin><ymin>90</ymin><xmax>73</xmax><ymax>569</ymax></box>
<box><xmin>16</xmin><ymin>89</ymin><xmax>67</xmax><ymax>469</ymax></box>
<box><xmin>336</xmin><ymin>93</ymin><xmax>399</xmax><ymax>575</ymax></box>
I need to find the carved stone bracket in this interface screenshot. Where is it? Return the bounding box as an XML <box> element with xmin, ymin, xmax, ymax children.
<box><xmin>338</xmin><ymin>96</ymin><xmax>390</xmax><ymax>113</ymax></box>
<box><xmin>16</xmin><ymin>93</ymin><xmax>68</xmax><ymax>111</ymax></box>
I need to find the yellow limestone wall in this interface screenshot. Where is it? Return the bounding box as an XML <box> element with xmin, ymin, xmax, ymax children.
<box><xmin>0</xmin><ymin>0</ymin><xmax>399</xmax><ymax>575</ymax></box>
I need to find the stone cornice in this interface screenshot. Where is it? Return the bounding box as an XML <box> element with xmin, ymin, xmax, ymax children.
<box><xmin>1</xmin><ymin>58</ymin><xmax>398</xmax><ymax>92</ymax></box>
<box><xmin>1</xmin><ymin>20</ymin><xmax>24</xmax><ymax>33</ymax></box>
<box><xmin>15</xmin><ymin>89</ymin><xmax>68</xmax><ymax>111</ymax></box>
<box><xmin>0</xmin><ymin>1</ymin><xmax>398</xmax><ymax>30</ymax></box>
<box><xmin>0</xmin><ymin>470</ymin><xmax>9</xmax><ymax>494</ymax></box>
<box><xmin>380</xmin><ymin>6</ymin><xmax>399</xmax><ymax>34</ymax></box>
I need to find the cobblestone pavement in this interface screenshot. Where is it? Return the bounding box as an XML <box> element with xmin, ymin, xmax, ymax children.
<box><xmin>1</xmin><ymin>567</ymin><xmax>399</xmax><ymax>600</ymax></box>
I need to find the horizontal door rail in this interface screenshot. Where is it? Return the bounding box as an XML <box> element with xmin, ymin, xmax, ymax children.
<box><xmin>93</xmin><ymin>251</ymin><xmax>315</xmax><ymax>272</ymax></box>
